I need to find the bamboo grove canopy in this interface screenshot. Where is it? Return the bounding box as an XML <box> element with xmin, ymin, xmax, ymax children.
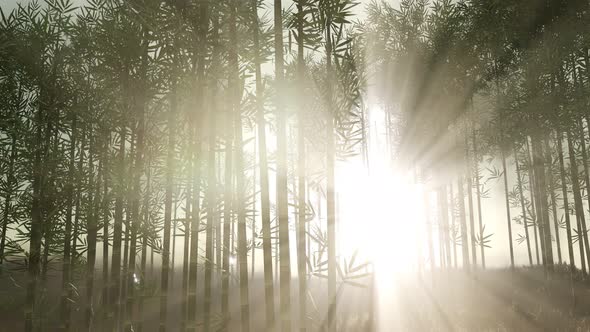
<box><xmin>2</xmin><ymin>0</ymin><xmax>590</xmax><ymax>331</ymax></box>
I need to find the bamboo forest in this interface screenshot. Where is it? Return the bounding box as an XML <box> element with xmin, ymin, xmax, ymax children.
<box><xmin>5</xmin><ymin>0</ymin><xmax>590</xmax><ymax>331</ymax></box>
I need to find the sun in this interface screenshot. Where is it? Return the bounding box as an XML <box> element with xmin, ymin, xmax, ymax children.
<box><xmin>337</xmin><ymin>160</ymin><xmax>425</xmax><ymax>281</ymax></box>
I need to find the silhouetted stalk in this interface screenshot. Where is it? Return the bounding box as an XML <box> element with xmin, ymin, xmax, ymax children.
<box><xmin>221</xmin><ymin>60</ymin><xmax>235</xmax><ymax>331</ymax></box>
<box><xmin>296</xmin><ymin>1</ymin><xmax>308</xmax><ymax>330</ymax></box>
<box><xmin>224</xmin><ymin>1</ymin><xmax>246</xmax><ymax>330</ymax></box>
<box><xmin>567</xmin><ymin>131</ymin><xmax>590</xmax><ymax>273</ymax></box>
<box><xmin>181</xmin><ymin>183</ymin><xmax>191</xmax><ymax>329</ymax></box>
<box><xmin>465</xmin><ymin>138</ymin><xmax>477</xmax><ymax>267</ymax></box>
<box><xmin>171</xmin><ymin>201</ymin><xmax>177</xmax><ymax>286</ymax></box>
<box><xmin>121</xmin><ymin>129</ymin><xmax>135</xmax><ymax>323</ymax></box>
<box><xmin>215</xmin><ymin>156</ymin><xmax>222</xmax><ymax>277</ymax></box>
<box><xmin>557</xmin><ymin>133</ymin><xmax>575</xmax><ymax>268</ymax></box>
<box><xmin>138</xmin><ymin>159</ymin><xmax>151</xmax><ymax>332</ymax></box>
<box><xmin>578</xmin><ymin>118</ymin><xmax>590</xmax><ymax>267</ymax></box>
<box><xmin>325</xmin><ymin>15</ymin><xmax>337</xmax><ymax>332</ymax></box>
<box><xmin>252</xmin><ymin>20</ymin><xmax>276</xmax><ymax>317</ymax></box>
<box><xmin>514</xmin><ymin>144</ymin><xmax>533</xmax><ymax>266</ymax></box>
<box><xmin>86</xmin><ymin>128</ymin><xmax>98</xmax><ymax>331</ymax></box>
<box><xmin>229</xmin><ymin>3</ymin><xmax>251</xmax><ymax>330</ymax></box>
<box><xmin>0</xmin><ymin>137</ymin><xmax>15</xmax><ymax>265</ymax></box>
<box><xmin>533</xmin><ymin>137</ymin><xmax>554</xmax><ymax>269</ymax></box>
<box><xmin>274</xmin><ymin>0</ymin><xmax>292</xmax><ymax>330</ymax></box>
<box><xmin>545</xmin><ymin>139</ymin><xmax>562</xmax><ymax>263</ymax></box>
<box><xmin>26</xmin><ymin>90</ymin><xmax>51</xmax><ymax>332</ymax></box>
<box><xmin>150</xmin><ymin>248</ymin><xmax>154</xmax><ymax>280</ymax></box>
<box><xmin>205</xmin><ymin>83</ymin><xmax>218</xmax><ymax>332</ymax></box>
<box><xmin>59</xmin><ymin>113</ymin><xmax>75</xmax><ymax>331</ymax></box>
<box><xmin>125</xmin><ymin>34</ymin><xmax>148</xmax><ymax>330</ymax></box>
<box><xmin>188</xmin><ymin>1</ymin><xmax>208</xmax><ymax>330</ymax></box>
<box><xmin>449</xmin><ymin>184</ymin><xmax>457</xmax><ymax>268</ymax></box>
<box><xmin>439</xmin><ymin>186</ymin><xmax>452</xmax><ymax>268</ymax></box>
<box><xmin>111</xmin><ymin>121</ymin><xmax>126</xmax><ymax>329</ymax></box>
<box><xmin>251</xmin><ymin>139</ymin><xmax>256</xmax><ymax>280</ymax></box>
<box><xmin>457</xmin><ymin>176</ymin><xmax>470</xmax><ymax>270</ymax></box>
<box><xmin>423</xmin><ymin>186</ymin><xmax>435</xmax><ymax>277</ymax></box>
<box><xmin>501</xmin><ymin>150</ymin><xmax>515</xmax><ymax>269</ymax></box>
<box><xmin>473</xmin><ymin>130</ymin><xmax>485</xmax><ymax>268</ymax></box>
<box><xmin>526</xmin><ymin>138</ymin><xmax>541</xmax><ymax>265</ymax></box>
<box><xmin>306</xmin><ymin>186</ymin><xmax>311</xmax><ymax>271</ymax></box>
<box><xmin>159</xmin><ymin>83</ymin><xmax>177</xmax><ymax>332</ymax></box>
<box><xmin>0</xmin><ymin>84</ymin><xmax>21</xmax><ymax>265</ymax></box>
<box><xmin>101</xmin><ymin>133</ymin><xmax>111</xmax><ymax>323</ymax></box>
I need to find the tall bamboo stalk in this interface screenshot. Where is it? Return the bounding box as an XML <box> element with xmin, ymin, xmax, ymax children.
<box><xmin>545</xmin><ymin>139</ymin><xmax>562</xmax><ymax>263</ymax></box>
<box><xmin>567</xmin><ymin>131</ymin><xmax>590</xmax><ymax>273</ymax></box>
<box><xmin>457</xmin><ymin>176</ymin><xmax>470</xmax><ymax>270</ymax></box>
<box><xmin>159</xmin><ymin>84</ymin><xmax>177</xmax><ymax>332</ymax></box>
<box><xmin>557</xmin><ymin>133</ymin><xmax>575</xmax><ymax>268</ymax></box>
<box><xmin>274</xmin><ymin>0</ymin><xmax>292</xmax><ymax>330</ymax></box>
<box><xmin>296</xmin><ymin>1</ymin><xmax>308</xmax><ymax>330</ymax></box>
<box><xmin>501</xmin><ymin>150</ymin><xmax>515</xmax><ymax>269</ymax></box>
<box><xmin>514</xmin><ymin>144</ymin><xmax>533</xmax><ymax>266</ymax></box>
<box><xmin>473</xmin><ymin>131</ymin><xmax>485</xmax><ymax>268</ymax></box>
<box><xmin>251</xmin><ymin>0</ymin><xmax>275</xmax><ymax>331</ymax></box>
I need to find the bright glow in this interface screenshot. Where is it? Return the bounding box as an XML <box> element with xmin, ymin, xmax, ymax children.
<box><xmin>133</xmin><ymin>273</ymin><xmax>140</xmax><ymax>285</ymax></box>
<box><xmin>338</xmin><ymin>163</ymin><xmax>424</xmax><ymax>278</ymax></box>
<box><xmin>337</xmin><ymin>106</ymin><xmax>425</xmax><ymax>284</ymax></box>
<box><xmin>337</xmin><ymin>106</ymin><xmax>426</xmax><ymax>331</ymax></box>
<box><xmin>229</xmin><ymin>254</ymin><xmax>237</xmax><ymax>266</ymax></box>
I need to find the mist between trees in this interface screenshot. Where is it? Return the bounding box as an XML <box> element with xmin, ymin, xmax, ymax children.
<box><xmin>1</xmin><ymin>0</ymin><xmax>590</xmax><ymax>331</ymax></box>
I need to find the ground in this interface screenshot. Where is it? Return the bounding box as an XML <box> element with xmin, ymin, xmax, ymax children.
<box><xmin>1</xmin><ymin>264</ymin><xmax>590</xmax><ymax>331</ymax></box>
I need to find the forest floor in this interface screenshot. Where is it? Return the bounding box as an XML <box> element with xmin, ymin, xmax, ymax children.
<box><xmin>2</xmin><ymin>264</ymin><xmax>590</xmax><ymax>331</ymax></box>
<box><xmin>385</xmin><ymin>265</ymin><xmax>590</xmax><ymax>331</ymax></box>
